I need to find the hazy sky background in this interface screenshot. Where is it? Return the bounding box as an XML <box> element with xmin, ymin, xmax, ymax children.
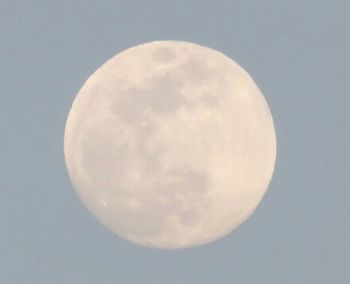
<box><xmin>1</xmin><ymin>1</ymin><xmax>349</xmax><ymax>283</ymax></box>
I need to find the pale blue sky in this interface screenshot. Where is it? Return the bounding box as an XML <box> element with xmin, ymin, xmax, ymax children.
<box><xmin>1</xmin><ymin>1</ymin><xmax>349</xmax><ymax>283</ymax></box>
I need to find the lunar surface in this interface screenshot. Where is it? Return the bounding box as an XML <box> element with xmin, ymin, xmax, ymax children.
<box><xmin>64</xmin><ymin>41</ymin><xmax>276</xmax><ymax>249</ymax></box>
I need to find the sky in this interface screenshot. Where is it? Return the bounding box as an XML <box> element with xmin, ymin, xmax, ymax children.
<box><xmin>1</xmin><ymin>1</ymin><xmax>349</xmax><ymax>283</ymax></box>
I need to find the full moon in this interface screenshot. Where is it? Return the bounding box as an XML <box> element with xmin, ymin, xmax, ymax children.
<box><xmin>64</xmin><ymin>41</ymin><xmax>276</xmax><ymax>249</ymax></box>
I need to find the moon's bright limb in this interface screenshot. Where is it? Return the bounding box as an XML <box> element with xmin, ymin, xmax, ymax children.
<box><xmin>64</xmin><ymin>41</ymin><xmax>276</xmax><ymax>249</ymax></box>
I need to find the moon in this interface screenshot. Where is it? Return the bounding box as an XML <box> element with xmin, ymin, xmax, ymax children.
<box><xmin>64</xmin><ymin>41</ymin><xmax>276</xmax><ymax>249</ymax></box>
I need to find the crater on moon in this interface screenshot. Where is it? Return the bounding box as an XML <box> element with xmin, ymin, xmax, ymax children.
<box><xmin>64</xmin><ymin>41</ymin><xmax>276</xmax><ymax>249</ymax></box>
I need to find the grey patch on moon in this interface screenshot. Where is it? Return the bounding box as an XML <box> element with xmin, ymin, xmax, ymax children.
<box><xmin>110</xmin><ymin>53</ymin><xmax>224</xmax><ymax>126</ymax></box>
<box><xmin>110</xmin><ymin>74</ymin><xmax>185</xmax><ymax>125</ymax></box>
<box><xmin>167</xmin><ymin>168</ymin><xmax>209</xmax><ymax>195</ymax></box>
<box><xmin>112</xmin><ymin>53</ymin><xmax>223</xmax><ymax>115</ymax></box>
<box><xmin>112</xmin><ymin>202</ymin><xmax>167</xmax><ymax>240</ymax></box>
<box><xmin>138</xmin><ymin>144</ymin><xmax>164</xmax><ymax>174</ymax></box>
<box><xmin>110</xmin><ymin>87</ymin><xmax>150</xmax><ymax>125</ymax></box>
<box><xmin>184</xmin><ymin>91</ymin><xmax>222</xmax><ymax>111</ymax></box>
<box><xmin>114</xmin><ymin>168</ymin><xmax>210</xmax><ymax>239</ymax></box>
<box><xmin>152</xmin><ymin>47</ymin><xmax>176</xmax><ymax>62</ymax></box>
<box><xmin>201</xmin><ymin>92</ymin><xmax>222</xmax><ymax>106</ymax></box>
<box><xmin>136</xmin><ymin>119</ymin><xmax>154</xmax><ymax>141</ymax></box>
<box><xmin>159</xmin><ymin>168</ymin><xmax>210</xmax><ymax>226</ymax></box>
<box><xmin>147</xmin><ymin>73</ymin><xmax>185</xmax><ymax>113</ymax></box>
<box><xmin>179</xmin><ymin>55</ymin><xmax>214</xmax><ymax>83</ymax></box>
<box><xmin>81</xmin><ymin>137</ymin><xmax>131</xmax><ymax>189</ymax></box>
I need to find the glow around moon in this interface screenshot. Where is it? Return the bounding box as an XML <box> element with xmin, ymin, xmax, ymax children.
<box><xmin>64</xmin><ymin>41</ymin><xmax>276</xmax><ymax>249</ymax></box>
